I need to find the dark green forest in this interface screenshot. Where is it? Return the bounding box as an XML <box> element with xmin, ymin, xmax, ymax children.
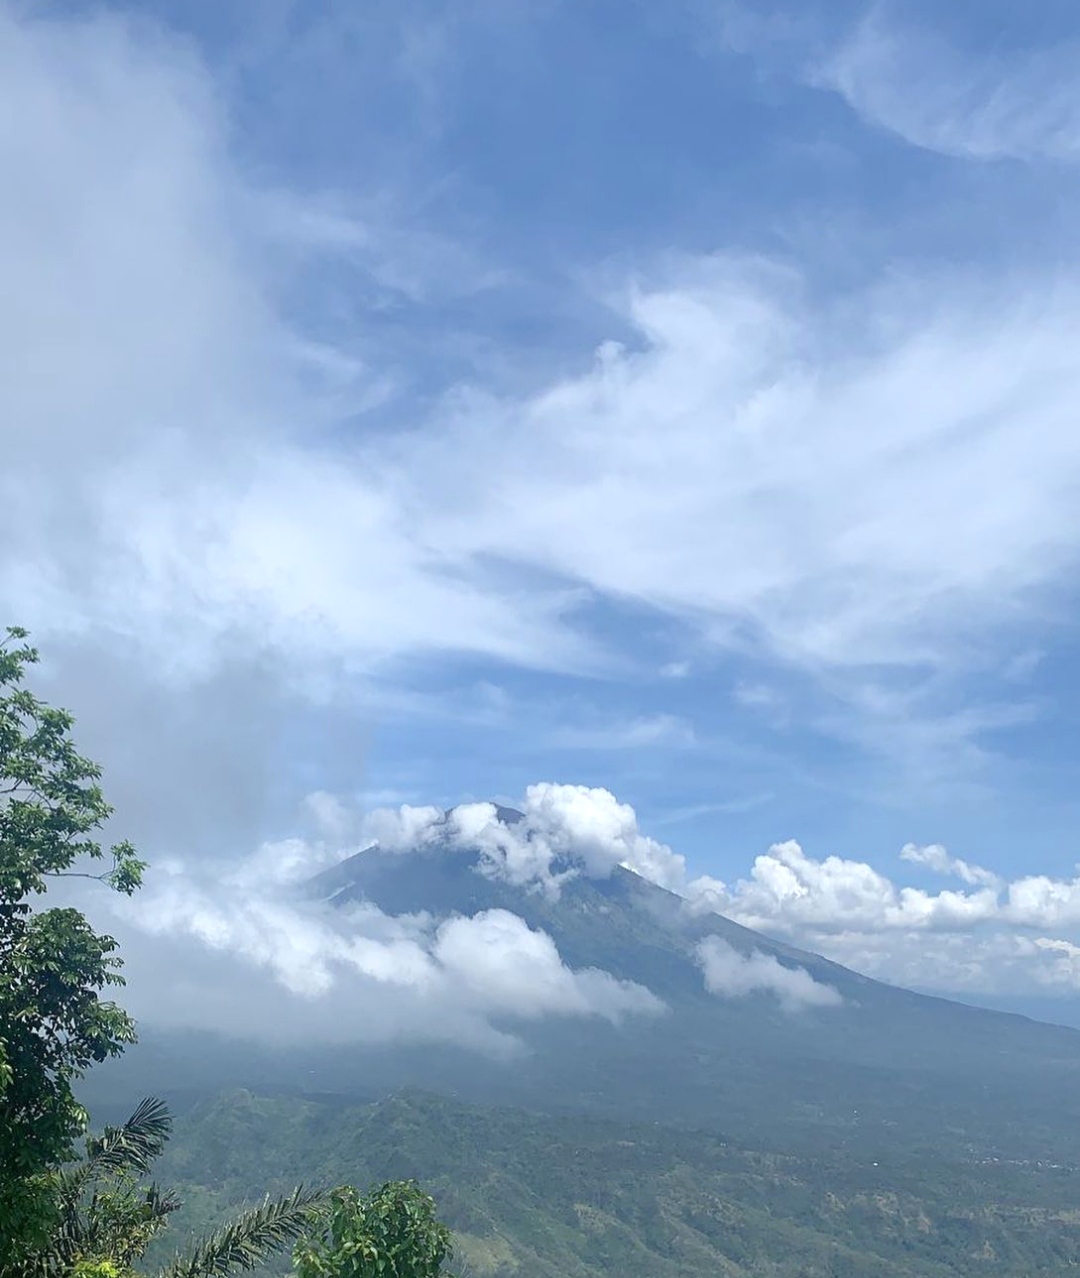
<box><xmin>143</xmin><ymin>1088</ymin><xmax>1080</xmax><ymax>1278</ymax></box>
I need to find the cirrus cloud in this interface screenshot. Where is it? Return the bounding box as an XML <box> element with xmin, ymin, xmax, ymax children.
<box><xmin>819</xmin><ymin>11</ymin><xmax>1080</xmax><ymax>162</ymax></box>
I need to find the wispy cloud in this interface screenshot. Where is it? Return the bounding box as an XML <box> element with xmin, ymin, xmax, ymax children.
<box><xmin>900</xmin><ymin>841</ymin><xmax>1001</xmax><ymax>889</ymax></box>
<box><xmin>652</xmin><ymin>794</ymin><xmax>774</xmax><ymax>826</ymax></box>
<box><xmin>6</xmin><ymin>4</ymin><xmax>1080</xmax><ymax>782</ymax></box>
<box><xmin>818</xmin><ymin>11</ymin><xmax>1080</xmax><ymax>162</ymax></box>
<box><xmin>553</xmin><ymin>713</ymin><xmax>697</xmax><ymax>750</ymax></box>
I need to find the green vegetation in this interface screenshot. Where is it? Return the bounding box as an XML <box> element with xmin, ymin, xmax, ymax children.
<box><xmin>0</xmin><ymin>631</ymin><xmax>452</xmax><ymax>1278</ymax></box>
<box><xmin>1</xmin><ymin>627</ymin><xmax>146</xmax><ymax>1265</ymax></box>
<box><xmin>9</xmin><ymin>625</ymin><xmax>1080</xmax><ymax>1276</ymax></box>
<box><xmin>146</xmin><ymin>1088</ymin><xmax>1080</xmax><ymax>1278</ymax></box>
<box><xmin>294</xmin><ymin>1183</ymin><xmax>453</xmax><ymax>1278</ymax></box>
<box><xmin>25</xmin><ymin>1094</ymin><xmax>326</xmax><ymax>1278</ymax></box>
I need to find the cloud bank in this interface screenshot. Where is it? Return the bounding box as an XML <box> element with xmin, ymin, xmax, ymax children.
<box><xmin>108</xmin><ymin>833</ymin><xmax>663</xmax><ymax>1053</ymax></box>
<box><xmin>337</xmin><ymin>789</ymin><xmax>1080</xmax><ymax>1002</ymax></box>
<box><xmin>105</xmin><ymin>783</ymin><xmax>1080</xmax><ymax>1037</ymax></box>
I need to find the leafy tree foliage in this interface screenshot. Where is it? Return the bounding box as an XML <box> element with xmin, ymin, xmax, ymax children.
<box><xmin>293</xmin><ymin>1183</ymin><xmax>453</xmax><ymax>1278</ymax></box>
<box><xmin>25</xmin><ymin>1097</ymin><xmax>180</xmax><ymax>1276</ymax></box>
<box><xmin>0</xmin><ymin>633</ymin><xmax>450</xmax><ymax>1278</ymax></box>
<box><xmin>17</xmin><ymin>1094</ymin><xmax>326</xmax><ymax>1278</ymax></box>
<box><xmin>0</xmin><ymin>627</ymin><xmax>146</xmax><ymax>1265</ymax></box>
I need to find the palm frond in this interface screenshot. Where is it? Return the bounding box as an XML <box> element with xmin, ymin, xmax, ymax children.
<box><xmin>84</xmin><ymin>1096</ymin><xmax>172</xmax><ymax>1178</ymax></box>
<box><xmin>35</xmin><ymin>1100</ymin><xmax>175</xmax><ymax>1274</ymax></box>
<box><xmin>157</xmin><ymin>1185</ymin><xmax>329</xmax><ymax>1278</ymax></box>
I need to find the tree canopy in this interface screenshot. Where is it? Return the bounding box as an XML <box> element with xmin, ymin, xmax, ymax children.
<box><xmin>0</xmin><ymin>630</ymin><xmax>452</xmax><ymax>1278</ymax></box>
<box><xmin>1</xmin><ymin>627</ymin><xmax>146</xmax><ymax>1264</ymax></box>
<box><xmin>294</xmin><ymin>1182</ymin><xmax>453</xmax><ymax>1278</ymax></box>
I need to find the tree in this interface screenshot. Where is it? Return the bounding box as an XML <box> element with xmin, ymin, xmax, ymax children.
<box><xmin>0</xmin><ymin>632</ymin><xmax>440</xmax><ymax>1278</ymax></box>
<box><xmin>41</xmin><ymin>1096</ymin><xmax>180</xmax><ymax>1273</ymax></box>
<box><xmin>21</xmin><ymin>1094</ymin><xmax>327</xmax><ymax>1278</ymax></box>
<box><xmin>293</xmin><ymin>1182</ymin><xmax>454</xmax><ymax>1278</ymax></box>
<box><xmin>0</xmin><ymin>627</ymin><xmax>146</xmax><ymax>1265</ymax></box>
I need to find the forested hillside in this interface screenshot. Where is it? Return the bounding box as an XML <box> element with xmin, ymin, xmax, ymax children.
<box><xmin>145</xmin><ymin>1089</ymin><xmax>1080</xmax><ymax>1278</ymax></box>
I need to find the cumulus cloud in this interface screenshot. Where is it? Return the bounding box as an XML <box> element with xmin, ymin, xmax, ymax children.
<box><xmin>697</xmin><ymin>937</ymin><xmax>842</xmax><ymax>1011</ymax></box>
<box><xmin>900</xmin><ymin>842</ymin><xmax>1001</xmax><ymax>889</ymax></box>
<box><xmin>306</xmin><ymin>788</ymin><xmax>1080</xmax><ymax>1001</ymax></box>
<box><xmin>433</xmin><ymin>910</ymin><xmax>662</xmax><ymax>1020</ymax></box>
<box><xmin>681</xmin><ymin>835</ymin><xmax>1080</xmax><ymax>996</ymax></box>
<box><xmin>358</xmin><ymin>784</ymin><xmax>690</xmax><ymax>897</ymax></box>
<box><xmin>345</xmin><ymin>790</ymin><xmax>1080</xmax><ymax>982</ymax></box>
<box><xmin>685</xmin><ymin>840</ymin><xmax>1002</xmax><ymax>934</ymax></box>
<box><xmin>691</xmin><ymin>839</ymin><xmax>1080</xmax><ymax>942</ymax></box>
<box><xmin>108</xmin><ymin>836</ymin><xmax>663</xmax><ymax>1050</ymax></box>
<box><xmin>70</xmin><ymin>777</ymin><xmax>1080</xmax><ymax>1023</ymax></box>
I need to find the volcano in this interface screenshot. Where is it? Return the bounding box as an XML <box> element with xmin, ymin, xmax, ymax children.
<box><xmin>87</xmin><ymin>805</ymin><xmax>1080</xmax><ymax>1163</ymax></box>
<box><xmin>290</xmin><ymin>807</ymin><xmax>1080</xmax><ymax>1161</ymax></box>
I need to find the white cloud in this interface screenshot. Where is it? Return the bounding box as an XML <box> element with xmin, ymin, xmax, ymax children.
<box><xmin>686</xmin><ymin>839</ymin><xmax>1002</xmax><ymax>934</ymax></box>
<box><xmin>110</xmin><ymin>839</ymin><xmax>663</xmax><ymax>1048</ymax></box>
<box><xmin>361</xmin><ymin>804</ymin><xmax>445</xmax><ymax>854</ymax></box>
<box><xmin>683</xmin><ymin>835</ymin><xmax>1080</xmax><ymax>996</ymax></box>
<box><xmin>359</xmin><ymin>785</ymin><xmax>690</xmax><ymax>897</ymax></box>
<box><xmin>75</xmin><ymin>777</ymin><xmax>1080</xmax><ymax>1022</ymax></box>
<box><xmin>900</xmin><ymin>842</ymin><xmax>1001</xmax><ymax>889</ymax></box>
<box><xmin>433</xmin><ymin>909</ymin><xmax>662</xmax><ymax>1020</ymax></box>
<box><xmin>347</xmin><ymin>791</ymin><xmax>1080</xmax><ymax>989</ymax></box>
<box><xmin>697</xmin><ymin>936</ymin><xmax>842</xmax><ymax>1011</ymax></box>
<box><xmin>819</xmin><ymin>13</ymin><xmax>1080</xmax><ymax>161</ymax></box>
<box><xmin>440</xmin><ymin>261</ymin><xmax>1080</xmax><ymax>677</ymax></box>
<box><xmin>1005</xmin><ymin>876</ymin><xmax>1080</xmax><ymax>929</ymax></box>
<box><xmin>328</xmin><ymin>789</ymin><xmax>1080</xmax><ymax>1000</ymax></box>
<box><xmin>7</xmin><ymin>2</ymin><xmax>1080</xmax><ymax>775</ymax></box>
<box><xmin>0</xmin><ymin>4</ymin><xmax>587</xmax><ymax>688</ymax></box>
<box><xmin>553</xmin><ymin>713</ymin><xmax>697</xmax><ymax>750</ymax></box>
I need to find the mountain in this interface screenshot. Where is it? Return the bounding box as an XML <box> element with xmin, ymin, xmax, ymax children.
<box><xmin>80</xmin><ymin>809</ymin><xmax>1080</xmax><ymax>1276</ymax></box>
<box><xmin>87</xmin><ymin>806</ymin><xmax>1080</xmax><ymax>1167</ymax></box>
<box><xmin>289</xmin><ymin>813</ymin><xmax>1080</xmax><ymax>1163</ymax></box>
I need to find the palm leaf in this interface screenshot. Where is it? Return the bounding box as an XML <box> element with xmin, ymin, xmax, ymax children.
<box><xmin>84</xmin><ymin>1095</ymin><xmax>172</xmax><ymax>1177</ymax></box>
<box><xmin>157</xmin><ymin>1185</ymin><xmax>329</xmax><ymax>1278</ymax></box>
<box><xmin>35</xmin><ymin>1099</ymin><xmax>175</xmax><ymax>1274</ymax></box>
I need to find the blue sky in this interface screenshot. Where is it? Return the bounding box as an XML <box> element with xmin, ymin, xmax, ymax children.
<box><xmin>8</xmin><ymin>0</ymin><xmax>1080</xmax><ymax>1019</ymax></box>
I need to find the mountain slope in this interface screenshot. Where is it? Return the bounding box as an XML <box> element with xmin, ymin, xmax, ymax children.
<box><xmin>292</xmin><ymin>827</ymin><xmax>1080</xmax><ymax>1161</ymax></box>
<box><xmin>84</xmin><ymin>811</ymin><xmax>1080</xmax><ymax>1166</ymax></box>
<box><xmin>147</xmin><ymin>1088</ymin><xmax>1080</xmax><ymax>1278</ymax></box>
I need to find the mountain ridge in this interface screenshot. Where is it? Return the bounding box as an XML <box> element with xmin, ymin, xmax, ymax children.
<box><xmin>84</xmin><ymin>812</ymin><xmax>1080</xmax><ymax>1169</ymax></box>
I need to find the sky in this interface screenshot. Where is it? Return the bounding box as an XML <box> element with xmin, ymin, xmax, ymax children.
<box><xmin>6</xmin><ymin>0</ymin><xmax>1080</xmax><ymax>1039</ymax></box>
